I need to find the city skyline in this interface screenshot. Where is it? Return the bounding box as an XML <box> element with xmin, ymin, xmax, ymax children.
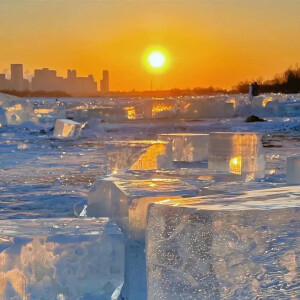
<box><xmin>0</xmin><ymin>1</ymin><xmax>299</xmax><ymax>91</ymax></box>
<box><xmin>0</xmin><ymin>63</ymin><xmax>109</xmax><ymax>96</ymax></box>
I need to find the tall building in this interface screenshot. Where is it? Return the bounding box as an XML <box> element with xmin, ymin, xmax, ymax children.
<box><xmin>1</xmin><ymin>63</ymin><xmax>98</xmax><ymax>95</ymax></box>
<box><xmin>100</xmin><ymin>70</ymin><xmax>109</xmax><ymax>92</ymax></box>
<box><xmin>10</xmin><ymin>64</ymin><xmax>29</xmax><ymax>91</ymax></box>
<box><xmin>0</xmin><ymin>74</ymin><xmax>9</xmax><ymax>90</ymax></box>
<box><xmin>67</xmin><ymin>69</ymin><xmax>77</xmax><ymax>80</ymax></box>
<box><xmin>32</xmin><ymin>68</ymin><xmax>63</xmax><ymax>92</ymax></box>
<box><xmin>32</xmin><ymin>67</ymin><xmax>97</xmax><ymax>95</ymax></box>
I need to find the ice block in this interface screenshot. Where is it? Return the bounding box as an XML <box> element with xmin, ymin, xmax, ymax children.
<box><xmin>87</xmin><ymin>176</ymin><xmax>199</xmax><ymax>238</ymax></box>
<box><xmin>0</xmin><ymin>218</ymin><xmax>124</xmax><ymax>300</ymax></box>
<box><xmin>187</xmin><ymin>101</ymin><xmax>235</xmax><ymax>118</ymax></box>
<box><xmin>208</xmin><ymin>132</ymin><xmax>265</xmax><ymax>179</ymax></box>
<box><xmin>147</xmin><ymin>187</ymin><xmax>300</xmax><ymax>300</ymax></box>
<box><xmin>287</xmin><ymin>154</ymin><xmax>300</xmax><ymax>184</ymax></box>
<box><xmin>87</xmin><ymin>107</ymin><xmax>127</xmax><ymax>121</ymax></box>
<box><xmin>158</xmin><ymin>133</ymin><xmax>209</xmax><ymax>162</ymax></box>
<box><xmin>0</xmin><ymin>99</ymin><xmax>38</xmax><ymax>125</ymax></box>
<box><xmin>106</xmin><ymin>140</ymin><xmax>173</xmax><ymax>173</ymax></box>
<box><xmin>53</xmin><ymin>119</ymin><xmax>84</xmax><ymax>138</ymax></box>
<box><xmin>87</xmin><ymin>175</ymin><xmax>199</xmax><ymax>300</ymax></box>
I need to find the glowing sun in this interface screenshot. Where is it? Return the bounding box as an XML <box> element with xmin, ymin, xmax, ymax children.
<box><xmin>148</xmin><ymin>51</ymin><xmax>166</xmax><ymax>69</ymax></box>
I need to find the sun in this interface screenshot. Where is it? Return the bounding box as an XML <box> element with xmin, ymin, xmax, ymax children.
<box><xmin>143</xmin><ymin>47</ymin><xmax>169</xmax><ymax>73</ymax></box>
<box><xmin>148</xmin><ymin>51</ymin><xmax>166</xmax><ymax>69</ymax></box>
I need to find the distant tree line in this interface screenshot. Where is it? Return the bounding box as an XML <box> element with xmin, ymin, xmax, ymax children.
<box><xmin>234</xmin><ymin>66</ymin><xmax>300</xmax><ymax>94</ymax></box>
<box><xmin>0</xmin><ymin>89</ymin><xmax>71</xmax><ymax>98</ymax></box>
<box><xmin>108</xmin><ymin>87</ymin><xmax>228</xmax><ymax>97</ymax></box>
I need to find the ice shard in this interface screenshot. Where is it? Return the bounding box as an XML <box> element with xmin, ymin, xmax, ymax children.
<box><xmin>87</xmin><ymin>175</ymin><xmax>199</xmax><ymax>300</ymax></box>
<box><xmin>158</xmin><ymin>133</ymin><xmax>209</xmax><ymax>162</ymax></box>
<box><xmin>53</xmin><ymin>119</ymin><xmax>84</xmax><ymax>138</ymax></box>
<box><xmin>106</xmin><ymin>140</ymin><xmax>173</xmax><ymax>173</ymax></box>
<box><xmin>0</xmin><ymin>106</ymin><xmax>7</xmax><ymax>126</ymax></box>
<box><xmin>287</xmin><ymin>154</ymin><xmax>300</xmax><ymax>184</ymax></box>
<box><xmin>208</xmin><ymin>132</ymin><xmax>265</xmax><ymax>179</ymax></box>
<box><xmin>0</xmin><ymin>218</ymin><xmax>124</xmax><ymax>300</ymax></box>
<box><xmin>146</xmin><ymin>187</ymin><xmax>300</xmax><ymax>300</ymax></box>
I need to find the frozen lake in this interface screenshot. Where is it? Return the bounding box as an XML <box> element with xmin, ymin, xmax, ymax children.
<box><xmin>0</xmin><ymin>95</ymin><xmax>300</xmax><ymax>299</ymax></box>
<box><xmin>1</xmin><ymin>96</ymin><xmax>300</xmax><ymax>220</ymax></box>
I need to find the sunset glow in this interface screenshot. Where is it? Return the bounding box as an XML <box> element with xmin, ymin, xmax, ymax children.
<box><xmin>0</xmin><ymin>0</ymin><xmax>299</xmax><ymax>91</ymax></box>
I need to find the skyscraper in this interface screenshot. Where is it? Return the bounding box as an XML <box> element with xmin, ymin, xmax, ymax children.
<box><xmin>32</xmin><ymin>68</ymin><xmax>61</xmax><ymax>92</ymax></box>
<box><xmin>100</xmin><ymin>70</ymin><xmax>109</xmax><ymax>93</ymax></box>
<box><xmin>0</xmin><ymin>74</ymin><xmax>8</xmax><ymax>90</ymax></box>
<box><xmin>10</xmin><ymin>64</ymin><xmax>24</xmax><ymax>91</ymax></box>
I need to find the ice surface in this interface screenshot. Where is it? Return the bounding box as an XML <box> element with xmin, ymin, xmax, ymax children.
<box><xmin>53</xmin><ymin>119</ymin><xmax>84</xmax><ymax>138</ymax></box>
<box><xmin>35</xmin><ymin>107</ymin><xmax>66</xmax><ymax>122</ymax></box>
<box><xmin>0</xmin><ymin>218</ymin><xmax>124</xmax><ymax>300</ymax></box>
<box><xmin>147</xmin><ymin>186</ymin><xmax>300</xmax><ymax>300</ymax></box>
<box><xmin>1</xmin><ymin>94</ymin><xmax>300</xmax><ymax>299</ymax></box>
<box><xmin>208</xmin><ymin>132</ymin><xmax>265</xmax><ymax>179</ymax></box>
<box><xmin>287</xmin><ymin>154</ymin><xmax>300</xmax><ymax>184</ymax></box>
<box><xmin>158</xmin><ymin>133</ymin><xmax>209</xmax><ymax>162</ymax></box>
<box><xmin>106</xmin><ymin>140</ymin><xmax>173</xmax><ymax>173</ymax></box>
<box><xmin>87</xmin><ymin>175</ymin><xmax>199</xmax><ymax>300</ymax></box>
<box><xmin>0</xmin><ymin>99</ymin><xmax>38</xmax><ymax>125</ymax></box>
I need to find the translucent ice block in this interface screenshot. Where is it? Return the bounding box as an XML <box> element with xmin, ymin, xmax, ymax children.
<box><xmin>87</xmin><ymin>176</ymin><xmax>199</xmax><ymax>238</ymax></box>
<box><xmin>137</xmin><ymin>100</ymin><xmax>153</xmax><ymax>119</ymax></box>
<box><xmin>208</xmin><ymin>132</ymin><xmax>265</xmax><ymax>179</ymax></box>
<box><xmin>187</xmin><ymin>101</ymin><xmax>235</xmax><ymax>118</ymax></box>
<box><xmin>0</xmin><ymin>218</ymin><xmax>124</xmax><ymax>300</ymax></box>
<box><xmin>87</xmin><ymin>107</ymin><xmax>128</xmax><ymax>121</ymax></box>
<box><xmin>147</xmin><ymin>187</ymin><xmax>300</xmax><ymax>300</ymax></box>
<box><xmin>287</xmin><ymin>154</ymin><xmax>300</xmax><ymax>184</ymax></box>
<box><xmin>0</xmin><ymin>99</ymin><xmax>38</xmax><ymax>125</ymax></box>
<box><xmin>106</xmin><ymin>140</ymin><xmax>173</xmax><ymax>173</ymax></box>
<box><xmin>134</xmin><ymin>99</ymin><xmax>180</xmax><ymax>120</ymax></box>
<box><xmin>87</xmin><ymin>175</ymin><xmax>199</xmax><ymax>300</ymax></box>
<box><xmin>53</xmin><ymin>119</ymin><xmax>84</xmax><ymax>138</ymax></box>
<box><xmin>158</xmin><ymin>133</ymin><xmax>209</xmax><ymax>162</ymax></box>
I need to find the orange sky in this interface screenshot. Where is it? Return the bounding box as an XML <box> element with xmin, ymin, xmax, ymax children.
<box><xmin>0</xmin><ymin>0</ymin><xmax>299</xmax><ymax>91</ymax></box>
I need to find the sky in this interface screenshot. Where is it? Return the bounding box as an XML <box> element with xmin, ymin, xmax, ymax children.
<box><xmin>0</xmin><ymin>0</ymin><xmax>299</xmax><ymax>91</ymax></box>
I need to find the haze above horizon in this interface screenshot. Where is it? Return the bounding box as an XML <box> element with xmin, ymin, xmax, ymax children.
<box><xmin>0</xmin><ymin>0</ymin><xmax>299</xmax><ymax>91</ymax></box>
